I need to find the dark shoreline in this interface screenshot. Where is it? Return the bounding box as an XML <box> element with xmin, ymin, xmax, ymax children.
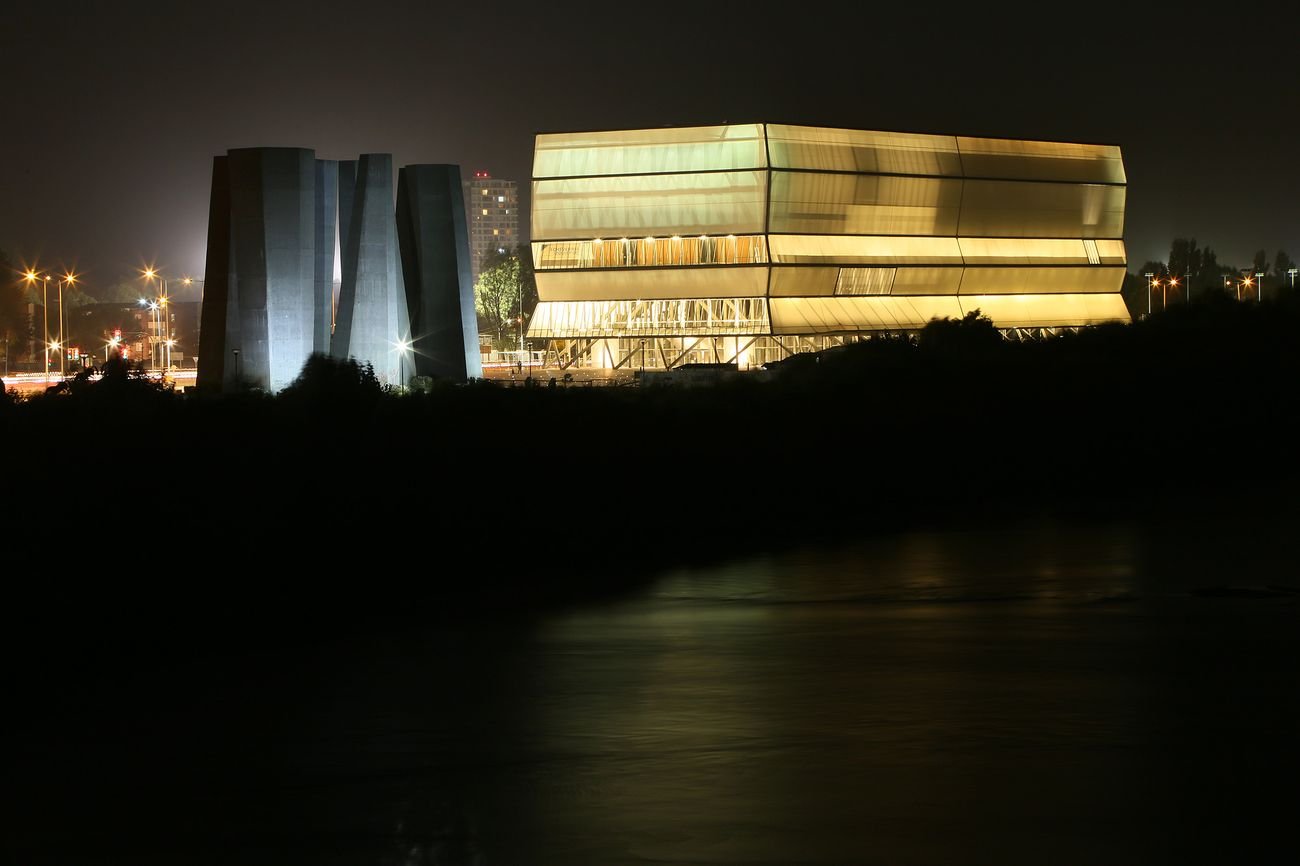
<box><xmin>3</xmin><ymin>299</ymin><xmax>1299</xmax><ymax>648</ymax></box>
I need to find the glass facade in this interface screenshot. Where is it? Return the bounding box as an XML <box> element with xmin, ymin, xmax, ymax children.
<box><xmin>528</xmin><ymin>124</ymin><xmax>1129</xmax><ymax>368</ymax></box>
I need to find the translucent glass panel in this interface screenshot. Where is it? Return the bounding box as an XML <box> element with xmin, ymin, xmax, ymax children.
<box><xmin>958</xmin><ymin>180</ymin><xmax>1126</xmax><ymax>239</ymax></box>
<box><xmin>958</xmin><ymin>238</ymin><xmax>1097</xmax><ymax>265</ymax></box>
<box><xmin>1095</xmin><ymin>239</ymin><xmax>1127</xmax><ymax>265</ymax></box>
<box><xmin>958</xmin><ymin>266</ymin><xmax>1126</xmax><ymax>295</ymax></box>
<box><xmin>769</xmin><ymin>267</ymin><xmax>838</xmax><ymax>297</ymax></box>
<box><xmin>536</xmin><ymin>266</ymin><xmax>770</xmax><ymax>302</ymax></box>
<box><xmin>770</xmin><ymin>296</ymin><xmax>965</xmax><ymax>334</ymax></box>
<box><xmin>534</xmin><ymin>235</ymin><xmax>768</xmax><ymax>270</ymax></box>
<box><xmin>532</xmin><ymin>171</ymin><xmax>767</xmax><ymax>241</ymax></box>
<box><xmin>958</xmin><ymin>293</ymin><xmax>1130</xmax><ymax>327</ymax></box>
<box><xmin>769</xmin><ymin>172</ymin><xmax>963</xmax><ymax>235</ymax></box>
<box><xmin>767</xmin><ymin>125</ymin><xmax>963</xmax><ymax>175</ymax></box>
<box><xmin>533</xmin><ymin>125</ymin><xmax>767</xmax><ymax>178</ymax></box>
<box><xmin>528</xmin><ymin>298</ymin><xmax>770</xmax><ymax>338</ymax></box>
<box><xmin>955</xmin><ymin>137</ymin><xmax>1127</xmax><ymax>184</ymax></box>
<box><xmin>768</xmin><ymin>234</ymin><xmax>963</xmax><ymax>264</ymax></box>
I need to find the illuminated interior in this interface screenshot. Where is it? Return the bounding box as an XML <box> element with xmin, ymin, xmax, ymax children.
<box><xmin>529</xmin><ymin>123</ymin><xmax>1130</xmax><ymax>369</ymax></box>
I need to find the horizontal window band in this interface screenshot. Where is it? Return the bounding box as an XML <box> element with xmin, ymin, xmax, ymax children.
<box><xmin>535</xmin><ymin>233</ymin><xmax>1126</xmax><ymax>243</ymax></box>
<box><xmin>534</xmin><ymin>167</ymin><xmax>1124</xmax><ymax>188</ymax></box>
<box><xmin>535</xmin><ymin>264</ymin><xmax>1127</xmax><ymax>272</ymax></box>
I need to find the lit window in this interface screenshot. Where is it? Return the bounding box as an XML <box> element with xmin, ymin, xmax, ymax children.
<box><xmin>493</xmin><ymin>229</ymin><xmax>499</xmax><ymax>235</ymax></box>
<box><xmin>497</xmin><ymin>196</ymin><xmax>504</xmax><ymax>202</ymax></box>
<box><xmin>482</xmin><ymin>208</ymin><xmax>488</xmax><ymax>216</ymax></box>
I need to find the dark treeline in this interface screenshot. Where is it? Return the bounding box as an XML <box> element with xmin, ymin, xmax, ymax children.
<box><xmin>4</xmin><ymin>297</ymin><xmax>1300</xmax><ymax>650</ymax></box>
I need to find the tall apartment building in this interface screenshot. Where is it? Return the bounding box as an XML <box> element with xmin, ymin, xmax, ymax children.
<box><xmin>462</xmin><ymin>171</ymin><xmax>519</xmax><ymax>287</ymax></box>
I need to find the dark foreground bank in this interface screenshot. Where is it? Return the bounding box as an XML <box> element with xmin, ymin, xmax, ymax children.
<box><xmin>3</xmin><ymin>299</ymin><xmax>1298</xmax><ymax>637</ymax></box>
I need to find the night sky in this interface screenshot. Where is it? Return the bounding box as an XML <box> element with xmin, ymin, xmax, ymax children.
<box><xmin>4</xmin><ymin>2</ymin><xmax>1296</xmax><ymax>290</ymax></box>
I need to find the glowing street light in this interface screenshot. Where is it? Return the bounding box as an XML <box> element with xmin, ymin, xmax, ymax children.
<box><xmin>393</xmin><ymin>337</ymin><xmax>412</xmax><ymax>389</ymax></box>
<box><xmin>140</xmin><ymin>268</ymin><xmax>170</xmax><ymax>372</ymax></box>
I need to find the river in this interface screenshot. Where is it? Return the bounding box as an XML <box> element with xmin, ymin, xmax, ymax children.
<box><xmin>11</xmin><ymin>514</ymin><xmax>1300</xmax><ymax>864</ymax></box>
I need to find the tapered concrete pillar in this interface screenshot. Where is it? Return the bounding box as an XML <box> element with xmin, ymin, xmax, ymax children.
<box><xmin>396</xmin><ymin>164</ymin><xmax>482</xmax><ymax>381</ymax></box>
<box><xmin>332</xmin><ymin>153</ymin><xmax>411</xmax><ymax>385</ymax></box>
<box><xmin>197</xmin><ymin>155</ymin><xmax>231</xmax><ymax>389</ymax></box>
<box><xmin>197</xmin><ymin>147</ymin><xmax>317</xmax><ymax>391</ymax></box>
<box><xmin>313</xmin><ymin>159</ymin><xmax>338</xmax><ymax>356</ymax></box>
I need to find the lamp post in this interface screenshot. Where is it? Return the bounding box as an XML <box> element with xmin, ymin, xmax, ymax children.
<box><xmin>1241</xmin><ymin>275</ymin><xmax>1254</xmax><ymax>303</ymax></box>
<box><xmin>57</xmin><ymin>272</ymin><xmax>76</xmax><ymax>378</ymax></box>
<box><xmin>1255</xmin><ymin>272</ymin><xmax>1264</xmax><ymax>303</ymax></box>
<box><xmin>1289</xmin><ymin>268</ymin><xmax>1298</xmax><ymax>290</ymax></box>
<box><xmin>1145</xmin><ymin>272</ymin><xmax>1155</xmax><ymax>317</ymax></box>
<box><xmin>142</xmin><ymin>268</ymin><xmax>169</xmax><ymax>373</ymax></box>
<box><xmin>42</xmin><ymin>275</ymin><xmax>51</xmax><ymax>379</ymax></box>
<box><xmin>395</xmin><ymin>338</ymin><xmax>411</xmax><ymax>391</ymax></box>
<box><xmin>21</xmin><ymin>270</ymin><xmax>40</xmax><ymax>375</ymax></box>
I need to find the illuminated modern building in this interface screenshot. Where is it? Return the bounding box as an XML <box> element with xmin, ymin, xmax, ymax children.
<box><xmin>462</xmin><ymin>171</ymin><xmax>519</xmax><ymax>286</ymax></box>
<box><xmin>527</xmin><ymin>124</ymin><xmax>1129</xmax><ymax>370</ymax></box>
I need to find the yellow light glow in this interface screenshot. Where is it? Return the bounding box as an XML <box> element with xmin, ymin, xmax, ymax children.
<box><xmin>1168</xmin><ymin>278</ymin><xmax>1178</xmax><ymax>286</ymax></box>
<box><xmin>24</xmin><ymin>270</ymin><xmax>38</xmax><ymax>282</ymax></box>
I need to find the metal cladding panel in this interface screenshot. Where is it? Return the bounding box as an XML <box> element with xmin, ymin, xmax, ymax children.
<box><xmin>537</xmin><ymin>266</ymin><xmax>770</xmax><ymax>302</ymax></box>
<box><xmin>333</xmin><ymin>153</ymin><xmax>411</xmax><ymax>385</ymax></box>
<box><xmin>225</xmin><ymin>147</ymin><xmax>317</xmax><ymax>391</ymax></box>
<box><xmin>769</xmin><ymin>267</ymin><xmax>839</xmax><ymax>297</ymax></box>
<box><xmin>958</xmin><ymin>179</ymin><xmax>1126</xmax><ymax>239</ymax></box>
<box><xmin>768</xmin><ymin>172</ymin><xmax>963</xmax><ymax>236</ymax></box>
<box><xmin>532</xmin><ymin>124</ymin><xmax>767</xmax><ymax>178</ymax></box>
<box><xmin>887</xmin><ymin>267</ymin><xmax>965</xmax><ymax>295</ymax></box>
<box><xmin>958</xmin><ymin>266</ymin><xmax>1126</xmax><ymax>295</ymax></box>
<box><xmin>770</xmin><ymin>296</ymin><xmax>965</xmax><ymax>334</ymax></box>
<box><xmin>957</xmin><ymin>238</ymin><xmax>1093</xmax><ymax>265</ymax></box>
<box><xmin>312</xmin><ymin>159</ymin><xmax>338</xmax><ymax>356</ymax></box>
<box><xmin>531</xmin><ymin>171</ymin><xmax>768</xmax><ymax>241</ymax></box>
<box><xmin>396</xmin><ymin>164</ymin><xmax>481</xmax><ymax>382</ymax></box>
<box><xmin>1095</xmin><ymin>239</ymin><xmax>1127</xmax><ymax>265</ymax></box>
<box><xmin>197</xmin><ymin>156</ymin><xmax>230</xmax><ymax>389</ymax></box>
<box><xmin>767</xmin><ymin>125</ymin><xmax>963</xmax><ymax>175</ymax></box>
<box><xmin>959</xmin><ymin>293</ymin><xmax>1130</xmax><ymax>327</ymax></box>
<box><xmin>769</xmin><ymin>234</ymin><xmax>964</xmax><ymax>264</ymax></box>
<box><xmin>956</xmin><ymin>136</ymin><xmax>1126</xmax><ymax>184</ymax></box>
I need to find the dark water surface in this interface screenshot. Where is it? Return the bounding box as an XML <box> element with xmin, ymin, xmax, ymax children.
<box><xmin>13</xmin><ymin>515</ymin><xmax>1300</xmax><ymax>864</ymax></box>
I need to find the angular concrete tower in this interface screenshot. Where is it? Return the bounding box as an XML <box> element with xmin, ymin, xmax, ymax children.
<box><xmin>396</xmin><ymin>164</ymin><xmax>482</xmax><ymax>381</ymax></box>
<box><xmin>197</xmin><ymin>146</ymin><xmax>318</xmax><ymax>391</ymax></box>
<box><xmin>332</xmin><ymin>153</ymin><xmax>412</xmax><ymax>385</ymax></box>
<box><xmin>312</xmin><ymin>159</ymin><xmax>338</xmax><ymax>355</ymax></box>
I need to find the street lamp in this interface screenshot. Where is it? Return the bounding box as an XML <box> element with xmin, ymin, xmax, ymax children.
<box><xmin>1145</xmin><ymin>272</ymin><xmax>1156</xmax><ymax>317</ymax></box>
<box><xmin>1241</xmin><ymin>275</ymin><xmax>1254</xmax><ymax>303</ymax></box>
<box><xmin>57</xmin><ymin>272</ymin><xmax>77</xmax><ymax>378</ymax></box>
<box><xmin>141</xmin><ymin>268</ymin><xmax>169</xmax><ymax>373</ymax></box>
<box><xmin>1165</xmin><ymin>276</ymin><xmax>1177</xmax><ymax>311</ymax></box>
<box><xmin>1255</xmin><ymin>272</ymin><xmax>1264</xmax><ymax>303</ymax></box>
